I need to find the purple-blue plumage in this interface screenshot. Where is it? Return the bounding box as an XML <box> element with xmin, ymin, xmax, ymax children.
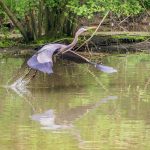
<box><xmin>26</xmin><ymin>27</ymin><xmax>118</xmax><ymax>75</ymax></box>
<box><xmin>27</xmin><ymin>55</ymin><xmax>53</xmax><ymax>74</ymax></box>
<box><xmin>27</xmin><ymin>44</ymin><xmax>64</xmax><ymax>74</ymax></box>
<box><xmin>95</xmin><ymin>64</ymin><xmax>117</xmax><ymax>73</ymax></box>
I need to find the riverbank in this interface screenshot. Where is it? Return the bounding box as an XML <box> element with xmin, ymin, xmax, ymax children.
<box><xmin>82</xmin><ymin>32</ymin><xmax>150</xmax><ymax>53</ymax></box>
<box><xmin>0</xmin><ymin>32</ymin><xmax>150</xmax><ymax>58</ymax></box>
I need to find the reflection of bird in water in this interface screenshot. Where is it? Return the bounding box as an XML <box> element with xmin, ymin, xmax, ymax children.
<box><xmin>27</xmin><ymin>26</ymin><xmax>117</xmax><ymax>78</ymax></box>
<box><xmin>30</xmin><ymin>96</ymin><xmax>117</xmax><ymax>148</ymax></box>
<box><xmin>30</xmin><ymin>96</ymin><xmax>118</xmax><ymax>130</ymax></box>
<box><xmin>31</xmin><ymin>110</ymin><xmax>71</xmax><ymax>130</ymax></box>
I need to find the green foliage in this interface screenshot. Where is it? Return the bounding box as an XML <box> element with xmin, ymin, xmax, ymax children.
<box><xmin>3</xmin><ymin>0</ymin><xmax>26</xmax><ymax>18</ymax></box>
<box><xmin>1</xmin><ymin>0</ymin><xmax>150</xmax><ymax>41</ymax></box>
<box><xmin>108</xmin><ymin>0</ymin><xmax>143</xmax><ymax>16</ymax></box>
<box><xmin>0</xmin><ymin>26</ymin><xmax>15</xmax><ymax>48</ymax></box>
<box><xmin>2</xmin><ymin>0</ymin><xmax>146</xmax><ymax>21</ymax></box>
<box><xmin>67</xmin><ymin>0</ymin><xmax>144</xmax><ymax>18</ymax></box>
<box><xmin>142</xmin><ymin>0</ymin><xmax>150</xmax><ymax>9</ymax></box>
<box><xmin>111</xmin><ymin>34</ymin><xmax>148</xmax><ymax>43</ymax></box>
<box><xmin>0</xmin><ymin>40</ymin><xmax>15</xmax><ymax>48</ymax></box>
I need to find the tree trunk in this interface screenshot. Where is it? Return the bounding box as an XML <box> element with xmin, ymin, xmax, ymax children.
<box><xmin>25</xmin><ymin>15</ymin><xmax>34</xmax><ymax>41</ymax></box>
<box><xmin>64</xmin><ymin>14</ymin><xmax>77</xmax><ymax>36</ymax></box>
<box><xmin>0</xmin><ymin>0</ymin><xmax>77</xmax><ymax>41</ymax></box>
<box><xmin>45</xmin><ymin>6</ymin><xmax>51</xmax><ymax>36</ymax></box>
<box><xmin>30</xmin><ymin>9</ymin><xmax>38</xmax><ymax>40</ymax></box>
<box><xmin>38</xmin><ymin>0</ymin><xmax>44</xmax><ymax>37</ymax></box>
<box><xmin>0</xmin><ymin>0</ymin><xmax>28</xmax><ymax>41</ymax></box>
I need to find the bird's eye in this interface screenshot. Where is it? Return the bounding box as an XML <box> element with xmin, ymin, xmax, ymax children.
<box><xmin>80</xmin><ymin>26</ymin><xmax>87</xmax><ymax>30</ymax></box>
<box><xmin>83</xmin><ymin>26</ymin><xmax>87</xmax><ymax>29</ymax></box>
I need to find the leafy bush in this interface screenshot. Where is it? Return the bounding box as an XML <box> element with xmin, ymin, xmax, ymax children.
<box><xmin>0</xmin><ymin>0</ymin><xmax>149</xmax><ymax>41</ymax></box>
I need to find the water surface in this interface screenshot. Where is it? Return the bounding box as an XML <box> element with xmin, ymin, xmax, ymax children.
<box><xmin>0</xmin><ymin>54</ymin><xmax>150</xmax><ymax>150</ymax></box>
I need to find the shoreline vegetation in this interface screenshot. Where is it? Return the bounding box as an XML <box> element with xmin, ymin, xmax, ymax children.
<box><xmin>1</xmin><ymin>0</ymin><xmax>150</xmax><ymax>51</ymax></box>
<box><xmin>1</xmin><ymin>0</ymin><xmax>150</xmax><ymax>58</ymax></box>
<box><xmin>0</xmin><ymin>31</ymin><xmax>150</xmax><ymax>58</ymax></box>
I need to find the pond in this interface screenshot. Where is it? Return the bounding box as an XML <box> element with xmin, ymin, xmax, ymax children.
<box><xmin>0</xmin><ymin>53</ymin><xmax>150</xmax><ymax>150</ymax></box>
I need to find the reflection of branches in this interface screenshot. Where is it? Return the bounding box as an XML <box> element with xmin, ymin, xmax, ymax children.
<box><xmin>86</xmin><ymin>67</ymin><xmax>108</xmax><ymax>92</ymax></box>
<box><xmin>5</xmin><ymin>84</ymin><xmax>36</xmax><ymax>113</ymax></box>
<box><xmin>23</xmin><ymin>96</ymin><xmax>36</xmax><ymax>112</ymax></box>
<box><xmin>144</xmin><ymin>77</ymin><xmax>150</xmax><ymax>91</ymax></box>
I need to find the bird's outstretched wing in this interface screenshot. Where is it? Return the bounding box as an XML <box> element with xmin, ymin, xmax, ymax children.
<box><xmin>27</xmin><ymin>43</ymin><xmax>117</xmax><ymax>74</ymax></box>
<box><xmin>60</xmin><ymin>50</ymin><xmax>117</xmax><ymax>73</ymax></box>
<box><xmin>27</xmin><ymin>44</ymin><xmax>62</xmax><ymax>74</ymax></box>
<box><xmin>59</xmin><ymin>50</ymin><xmax>90</xmax><ymax>63</ymax></box>
<box><xmin>27</xmin><ymin>55</ymin><xmax>53</xmax><ymax>74</ymax></box>
<box><xmin>95</xmin><ymin>64</ymin><xmax>117</xmax><ymax>73</ymax></box>
<box><xmin>37</xmin><ymin>44</ymin><xmax>61</xmax><ymax>63</ymax></box>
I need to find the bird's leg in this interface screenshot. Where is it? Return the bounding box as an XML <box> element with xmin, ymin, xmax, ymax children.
<box><xmin>21</xmin><ymin>68</ymin><xmax>32</xmax><ymax>80</ymax></box>
<box><xmin>28</xmin><ymin>70</ymin><xmax>37</xmax><ymax>81</ymax></box>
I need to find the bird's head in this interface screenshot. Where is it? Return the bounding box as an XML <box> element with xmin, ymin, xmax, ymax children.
<box><xmin>75</xmin><ymin>26</ymin><xmax>96</xmax><ymax>36</ymax></box>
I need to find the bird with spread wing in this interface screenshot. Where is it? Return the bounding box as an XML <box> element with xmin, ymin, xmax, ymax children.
<box><xmin>27</xmin><ymin>26</ymin><xmax>117</xmax><ymax>75</ymax></box>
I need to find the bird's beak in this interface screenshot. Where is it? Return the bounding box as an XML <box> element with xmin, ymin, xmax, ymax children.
<box><xmin>87</xmin><ymin>26</ymin><xmax>97</xmax><ymax>30</ymax></box>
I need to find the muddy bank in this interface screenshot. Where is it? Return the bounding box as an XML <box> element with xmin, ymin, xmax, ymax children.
<box><xmin>0</xmin><ymin>32</ymin><xmax>150</xmax><ymax>57</ymax></box>
<box><xmin>81</xmin><ymin>32</ymin><xmax>150</xmax><ymax>53</ymax></box>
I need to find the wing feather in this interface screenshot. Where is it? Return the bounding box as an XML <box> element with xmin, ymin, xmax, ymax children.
<box><xmin>37</xmin><ymin>44</ymin><xmax>61</xmax><ymax>63</ymax></box>
<box><xmin>27</xmin><ymin>44</ymin><xmax>64</xmax><ymax>74</ymax></box>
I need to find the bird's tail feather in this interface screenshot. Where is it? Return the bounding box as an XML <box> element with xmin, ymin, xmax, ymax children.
<box><xmin>90</xmin><ymin>62</ymin><xmax>117</xmax><ymax>73</ymax></box>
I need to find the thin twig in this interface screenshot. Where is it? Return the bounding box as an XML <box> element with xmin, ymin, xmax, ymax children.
<box><xmin>55</xmin><ymin>11</ymin><xmax>110</xmax><ymax>58</ymax></box>
<box><xmin>118</xmin><ymin>16</ymin><xmax>130</xmax><ymax>25</ymax></box>
<box><xmin>74</xmin><ymin>11</ymin><xmax>110</xmax><ymax>52</ymax></box>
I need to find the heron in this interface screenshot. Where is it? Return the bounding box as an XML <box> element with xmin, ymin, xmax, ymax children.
<box><xmin>27</xmin><ymin>26</ymin><xmax>117</xmax><ymax>77</ymax></box>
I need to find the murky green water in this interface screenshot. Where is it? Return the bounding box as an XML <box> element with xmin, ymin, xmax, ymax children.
<box><xmin>0</xmin><ymin>54</ymin><xmax>150</xmax><ymax>150</ymax></box>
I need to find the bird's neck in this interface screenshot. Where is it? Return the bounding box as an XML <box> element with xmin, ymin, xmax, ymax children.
<box><xmin>64</xmin><ymin>33</ymin><xmax>79</xmax><ymax>50</ymax></box>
